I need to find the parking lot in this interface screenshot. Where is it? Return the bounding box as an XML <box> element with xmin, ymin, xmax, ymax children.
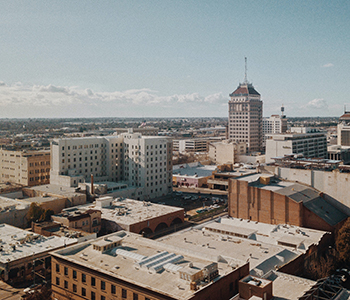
<box><xmin>151</xmin><ymin>189</ymin><xmax>228</xmax><ymax>218</ymax></box>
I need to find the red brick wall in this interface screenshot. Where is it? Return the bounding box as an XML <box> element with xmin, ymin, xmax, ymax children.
<box><xmin>303</xmin><ymin>207</ymin><xmax>334</xmax><ymax>232</ymax></box>
<box><xmin>229</xmin><ymin>179</ymin><xmax>303</xmax><ymax>226</ymax></box>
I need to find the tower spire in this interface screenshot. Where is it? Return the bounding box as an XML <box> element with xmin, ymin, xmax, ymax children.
<box><xmin>244</xmin><ymin>57</ymin><xmax>248</xmax><ymax>83</ymax></box>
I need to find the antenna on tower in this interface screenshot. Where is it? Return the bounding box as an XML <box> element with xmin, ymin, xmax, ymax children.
<box><xmin>345</xmin><ymin>104</ymin><xmax>347</xmax><ymax>113</ymax></box>
<box><xmin>281</xmin><ymin>104</ymin><xmax>285</xmax><ymax>117</ymax></box>
<box><xmin>244</xmin><ymin>57</ymin><xmax>248</xmax><ymax>83</ymax></box>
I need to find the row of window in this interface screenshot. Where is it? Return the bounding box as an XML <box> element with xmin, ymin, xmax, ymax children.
<box><xmin>55</xmin><ymin>264</ymin><xmax>151</xmax><ymax>300</ymax></box>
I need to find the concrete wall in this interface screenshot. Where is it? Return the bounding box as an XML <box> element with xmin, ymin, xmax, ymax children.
<box><xmin>271</xmin><ymin>167</ymin><xmax>350</xmax><ymax>212</ymax></box>
<box><xmin>237</xmin><ymin>155</ymin><xmax>265</xmax><ymax>164</ymax></box>
<box><xmin>0</xmin><ymin>207</ymin><xmax>29</xmax><ymax>228</ymax></box>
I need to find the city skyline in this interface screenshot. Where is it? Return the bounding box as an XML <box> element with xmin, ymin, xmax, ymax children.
<box><xmin>0</xmin><ymin>1</ymin><xmax>349</xmax><ymax>118</ymax></box>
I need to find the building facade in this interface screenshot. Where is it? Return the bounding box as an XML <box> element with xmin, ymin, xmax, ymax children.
<box><xmin>208</xmin><ymin>140</ymin><xmax>246</xmax><ymax>164</ymax></box>
<box><xmin>173</xmin><ymin>138</ymin><xmax>211</xmax><ymax>153</ymax></box>
<box><xmin>50</xmin><ymin>130</ymin><xmax>173</xmax><ymax>200</ymax></box>
<box><xmin>228</xmin><ymin>81</ymin><xmax>263</xmax><ymax>153</ymax></box>
<box><xmin>337</xmin><ymin>112</ymin><xmax>350</xmax><ymax>146</ymax></box>
<box><xmin>263</xmin><ymin>112</ymin><xmax>287</xmax><ymax>147</ymax></box>
<box><xmin>0</xmin><ymin>149</ymin><xmax>50</xmax><ymax>186</ymax></box>
<box><xmin>228</xmin><ymin>174</ymin><xmax>347</xmax><ymax>232</ymax></box>
<box><xmin>265</xmin><ymin>127</ymin><xmax>327</xmax><ymax>163</ymax></box>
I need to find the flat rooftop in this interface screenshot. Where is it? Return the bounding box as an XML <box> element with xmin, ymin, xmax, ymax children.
<box><xmin>0</xmin><ymin>224</ymin><xmax>76</xmax><ymax>265</ymax></box>
<box><xmin>28</xmin><ymin>184</ymin><xmax>83</xmax><ymax>197</ymax></box>
<box><xmin>0</xmin><ymin>196</ymin><xmax>29</xmax><ymax>211</ymax></box>
<box><xmin>266</xmin><ymin>271</ymin><xmax>315</xmax><ymax>300</ymax></box>
<box><xmin>63</xmin><ymin>198</ymin><xmax>184</xmax><ymax>226</ymax></box>
<box><xmin>158</xmin><ymin>217</ymin><xmax>327</xmax><ymax>277</ymax></box>
<box><xmin>173</xmin><ymin>164</ymin><xmax>217</xmax><ymax>178</ymax></box>
<box><xmin>52</xmin><ymin>231</ymin><xmax>241</xmax><ymax>300</ymax></box>
<box><xmin>23</xmin><ymin>195</ymin><xmax>59</xmax><ymax>204</ymax></box>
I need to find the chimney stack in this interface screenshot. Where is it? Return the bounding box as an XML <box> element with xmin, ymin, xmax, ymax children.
<box><xmin>91</xmin><ymin>174</ymin><xmax>94</xmax><ymax>195</ymax></box>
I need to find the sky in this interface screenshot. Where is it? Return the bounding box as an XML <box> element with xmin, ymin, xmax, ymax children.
<box><xmin>0</xmin><ymin>0</ymin><xmax>349</xmax><ymax>118</ymax></box>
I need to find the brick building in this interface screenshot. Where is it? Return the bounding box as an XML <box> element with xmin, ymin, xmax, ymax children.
<box><xmin>52</xmin><ymin>209</ymin><xmax>102</xmax><ymax>233</ymax></box>
<box><xmin>228</xmin><ymin>174</ymin><xmax>348</xmax><ymax>232</ymax></box>
<box><xmin>0</xmin><ymin>149</ymin><xmax>50</xmax><ymax>186</ymax></box>
<box><xmin>59</xmin><ymin>196</ymin><xmax>184</xmax><ymax>236</ymax></box>
<box><xmin>51</xmin><ymin>231</ymin><xmax>249</xmax><ymax>300</ymax></box>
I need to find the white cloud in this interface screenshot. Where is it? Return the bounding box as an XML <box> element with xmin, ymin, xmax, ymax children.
<box><xmin>0</xmin><ymin>82</ymin><xmax>228</xmax><ymax>117</ymax></box>
<box><xmin>302</xmin><ymin>98</ymin><xmax>328</xmax><ymax>109</ymax></box>
<box><xmin>322</xmin><ymin>63</ymin><xmax>334</xmax><ymax>68</ymax></box>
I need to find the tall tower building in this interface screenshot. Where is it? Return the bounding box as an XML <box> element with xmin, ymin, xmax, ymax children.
<box><xmin>228</xmin><ymin>59</ymin><xmax>263</xmax><ymax>152</ymax></box>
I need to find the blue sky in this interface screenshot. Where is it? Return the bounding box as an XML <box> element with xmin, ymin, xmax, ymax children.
<box><xmin>0</xmin><ymin>1</ymin><xmax>349</xmax><ymax>118</ymax></box>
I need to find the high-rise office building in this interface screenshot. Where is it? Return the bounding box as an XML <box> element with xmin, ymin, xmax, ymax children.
<box><xmin>228</xmin><ymin>60</ymin><xmax>263</xmax><ymax>153</ymax></box>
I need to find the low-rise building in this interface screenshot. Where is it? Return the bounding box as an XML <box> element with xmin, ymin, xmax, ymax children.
<box><xmin>32</xmin><ymin>221</ymin><xmax>97</xmax><ymax>242</ymax></box>
<box><xmin>59</xmin><ymin>196</ymin><xmax>184</xmax><ymax>236</ymax></box>
<box><xmin>51</xmin><ymin>231</ymin><xmax>249</xmax><ymax>300</ymax></box>
<box><xmin>0</xmin><ymin>196</ymin><xmax>30</xmax><ymax>228</ymax></box>
<box><xmin>327</xmin><ymin>145</ymin><xmax>350</xmax><ymax>164</ymax></box>
<box><xmin>159</xmin><ymin>217</ymin><xmax>329</xmax><ymax>278</ymax></box>
<box><xmin>228</xmin><ymin>173</ymin><xmax>348</xmax><ymax>232</ymax></box>
<box><xmin>172</xmin><ymin>162</ymin><xmax>216</xmax><ymax>188</ymax></box>
<box><xmin>23</xmin><ymin>184</ymin><xmax>87</xmax><ymax>207</ymax></box>
<box><xmin>52</xmin><ymin>209</ymin><xmax>102</xmax><ymax>233</ymax></box>
<box><xmin>0</xmin><ymin>224</ymin><xmax>76</xmax><ymax>283</ymax></box>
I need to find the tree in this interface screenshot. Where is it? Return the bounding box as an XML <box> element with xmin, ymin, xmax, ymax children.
<box><xmin>27</xmin><ymin>203</ymin><xmax>44</xmax><ymax>224</ymax></box>
<box><xmin>26</xmin><ymin>203</ymin><xmax>54</xmax><ymax>225</ymax></box>
<box><xmin>336</xmin><ymin>218</ymin><xmax>350</xmax><ymax>265</ymax></box>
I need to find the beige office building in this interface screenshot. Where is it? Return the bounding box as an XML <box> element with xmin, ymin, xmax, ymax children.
<box><xmin>228</xmin><ymin>81</ymin><xmax>263</xmax><ymax>153</ymax></box>
<box><xmin>208</xmin><ymin>140</ymin><xmax>246</xmax><ymax>164</ymax></box>
<box><xmin>0</xmin><ymin>149</ymin><xmax>50</xmax><ymax>186</ymax></box>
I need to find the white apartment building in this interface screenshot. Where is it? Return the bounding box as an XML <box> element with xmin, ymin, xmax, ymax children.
<box><xmin>228</xmin><ymin>82</ymin><xmax>263</xmax><ymax>153</ymax></box>
<box><xmin>265</xmin><ymin>127</ymin><xmax>327</xmax><ymax>163</ymax></box>
<box><xmin>50</xmin><ymin>130</ymin><xmax>172</xmax><ymax>200</ymax></box>
<box><xmin>263</xmin><ymin>113</ymin><xmax>287</xmax><ymax>147</ymax></box>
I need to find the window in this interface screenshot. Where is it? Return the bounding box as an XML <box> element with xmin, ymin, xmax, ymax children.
<box><xmin>82</xmin><ymin>273</ymin><xmax>86</xmax><ymax>283</ymax></box>
<box><xmin>133</xmin><ymin>293</ymin><xmax>138</xmax><ymax>300</ymax></box>
<box><xmin>64</xmin><ymin>267</ymin><xmax>68</xmax><ymax>276</ymax></box>
<box><xmin>91</xmin><ymin>291</ymin><xmax>96</xmax><ymax>300</ymax></box>
<box><xmin>101</xmin><ymin>296</ymin><xmax>105</xmax><ymax>300</ymax></box>
<box><xmin>111</xmin><ymin>285</ymin><xmax>116</xmax><ymax>294</ymax></box>
<box><xmin>122</xmin><ymin>289</ymin><xmax>127</xmax><ymax>298</ymax></box>
<box><xmin>64</xmin><ymin>280</ymin><xmax>68</xmax><ymax>289</ymax></box>
<box><xmin>101</xmin><ymin>281</ymin><xmax>105</xmax><ymax>290</ymax></box>
<box><xmin>91</xmin><ymin>277</ymin><xmax>96</xmax><ymax>286</ymax></box>
<box><xmin>82</xmin><ymin>287</ymin><xmax>86</xmax><ymax>296</ymax></box>
<box><xmin>73</xmin><ymin>284</ymin><xmax>77</xmax><ymax>292</ymax></box>
<box><xmin>56</xmin><ymin>264</ymin><xmax>60</xmax><ymax>273</ymax></box>
<box><xmin>56</xmin><ymin>277</ymin><xmax>60</xmax><ymax>285</ymax></box>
